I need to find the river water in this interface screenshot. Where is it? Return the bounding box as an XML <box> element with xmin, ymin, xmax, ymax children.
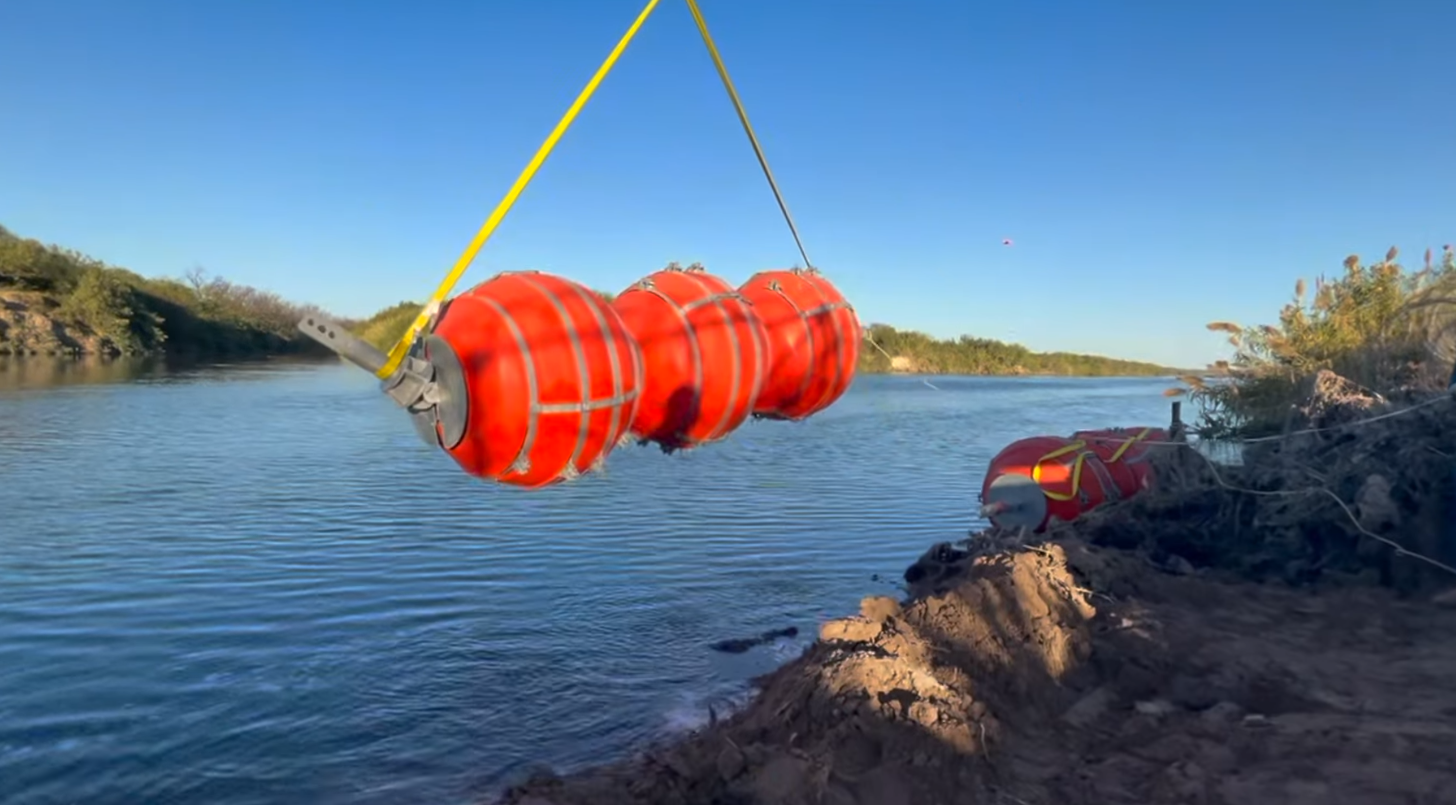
<box><xmin>0</xmin><ymin>357</ymin><xmax>1179</xmax><ymax>805</ymax></box>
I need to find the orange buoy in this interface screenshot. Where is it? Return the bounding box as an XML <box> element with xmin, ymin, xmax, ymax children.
<box><xmin>612</xmin><ymin>264</ymin><xmax>768</xmax><ymax>451</ymax></box>
<box><xmin>979</xmin><ymin>435</ymin><xmax>1122</xmax><ymax>532</ymax></box>
<box><xmin>738</xmin><ymin>268</ymin><xmax>860</xmax><ymax>420</ymax></box>
<box><xmin>429</xmin><ymin>271</ymin><xmax>643</xmax><ymax>488</ymax></box>
<box><xmin>1073</xmin><ymin>427</ymin><xmax>1168</xmax><ymax>499</ymax></box>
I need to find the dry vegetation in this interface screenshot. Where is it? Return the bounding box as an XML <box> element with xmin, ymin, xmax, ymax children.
<box><xmin>1175</xmin><ymin>244</ymin><xmax>1456</xmax><ymax>438</ymax></box>
<box><xmin>0</xmin><ymin>224</ymin><xmax>334</xmax><ymax>356</ymax></box>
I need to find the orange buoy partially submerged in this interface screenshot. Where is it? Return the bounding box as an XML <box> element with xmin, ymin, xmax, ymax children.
<box><xmin>738</xmin><ymin>268</ymin><xmax>860</xmax><ymax>421</ymax></box>
<box><xmin>979</xmin><ymin>435</ymin><xmax>1122</xmax><ymax>532</ymax></box>
<box><xmin>611</xmin><ymin>263</ymin><xmax>768</xmax><ymax>452</ymax></box>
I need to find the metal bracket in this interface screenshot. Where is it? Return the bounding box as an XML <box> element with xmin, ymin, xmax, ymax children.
<box><xmin>981</xmin><ymin>473</ymin><xmax>1049</xmax><ymax>530</ymax></box>
<box><xmin>298</xmin><ymin>313</ymin><xmax>389</xmax><ymax>375</ymax></box>
<box><xmin>296</xmin><ymin>313</ymin><xmax>470</xmax><ymax>451</ymax></box>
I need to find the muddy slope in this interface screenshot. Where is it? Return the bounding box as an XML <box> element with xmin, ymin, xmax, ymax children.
<box><xmin>496</xmin><ymin>538</ymin><xmax>1456</xmax><ymax>805</ymax></box>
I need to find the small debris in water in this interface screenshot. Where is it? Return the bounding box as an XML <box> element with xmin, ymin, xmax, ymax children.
<box><xmin>708</xmin><ymin>627</ymin><xmax>799</xmax><ymax>654</ymax></box>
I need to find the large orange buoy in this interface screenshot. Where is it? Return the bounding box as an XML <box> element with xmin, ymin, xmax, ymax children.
<box><xmin>427</xmin><ymin>270</ymin><xmax>643</xmax><ymax>488</ymax></box>
<box><xmin>611</xmin><ymin>264</ymin><xmax>768</xmax><ymax>451</ymax></box>
<box><xmin>979</xmin><ymin>435</ymin><xmax>1122</xmax><ymax>532</ymax></box>
<box><xmin>737</xmin><ymin>268</ymin><xmax>860</xmax><ymax>420</ymax></box>
<box><xmin>1072</xmin><ymin>427</ymin><xmax>1168</xmax><ymax>499</ymax></box>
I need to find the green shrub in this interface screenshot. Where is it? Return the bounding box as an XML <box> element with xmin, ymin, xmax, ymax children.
<box><xmin>357</xmin><ymin>302</ymin><xmax>422</xmax><ymax>351</ymax></box>
<box><xmin>1</xmin><ymin>224</ymin><xmax>334</xmax><ymax>357</ymax></box>
<box><xmin>56</xmin><ymin>267</ymin><xmax>164</xmax><ymax>353</ymax></box>
<box><xmin>1183</xmin><ymin>245</ymin><xmax>1456</xmax><ymax>438</ymax></box>
<box><xmin>860</xmin><ymin>323</ymin><xmax>1171</xmax><ymax>376</ymax></box>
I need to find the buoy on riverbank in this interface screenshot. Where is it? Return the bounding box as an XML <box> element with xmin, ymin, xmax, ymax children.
<box><xmin>738</xmin><ymin>268</ymin><xmax>860</xmax><ymax>421</ymax></box>
<box><xmin>979</xmin><ymin>411</ymin><xmax>1183</xmax><ymax>531</ymax></box>
<box><xmin>612</xmin><ymin>264</ymin><xmax>768</xmax><ymax>452</ymax></box>
<box><xmin>1073</xmin><ymin>426</ymin><xmax>1168</xmax><ymax>497</ymax></box>
<box><xmin>979</xmin><ymin>435</ymin><xmax>1123</xmax><ymax>531</ymax></box>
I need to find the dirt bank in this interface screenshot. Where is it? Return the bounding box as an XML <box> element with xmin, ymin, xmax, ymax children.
<box><xmin>496</xmin><ymin>382</ymin><xmax>1456</xmax><ymax>805</ymax></box>
<box><xmin>0</xmin><ymin>290</ymin><xmax>106</xmax><ymax>355</ymax></box>
<box><xmin>496</xmin><ymin>537</ymin><xmax>1456</xmax><ymax>805</ymax></box>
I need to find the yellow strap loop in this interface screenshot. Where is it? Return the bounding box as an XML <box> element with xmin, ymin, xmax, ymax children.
<box><xmin>683</xmin><ymin>0</ymin><xmax>813</xmax><ymax>271</ymax></box>
<box><xmin>1034</xmin><ymin>428</ymin><xmax>1153</xmax><ymax>504</ymax></box>
<box><xmin>1031</xmin><ymin>440</ymin><xmax>1088</xmax><ymax>503</ymax></box>
<box><xmin>1105</xmin><ymin>427</ymin><xmax>1153</xmax><ymax>463</ymax></box>
<box><xmin>375</xmin><ymin>0</ymin><xmax>663</xmax><ymax>379</ymax></box>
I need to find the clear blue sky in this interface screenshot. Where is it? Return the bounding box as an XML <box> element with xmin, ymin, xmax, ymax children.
<box><xmin>2</xmin><ymin>0</ymin><xmax>1453</xmax><ymax>368</ymax></box>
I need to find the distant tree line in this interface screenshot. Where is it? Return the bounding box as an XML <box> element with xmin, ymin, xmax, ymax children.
<box><xmin>354</xmin><ymin>304</ymin><xmax>1174</xmax><ymax>377</ymax></box>
<box><xmin>859</xmin><ymin>323</ymin><xmax>1173</xmax><ymax>376</ymax></box>
<box><xmin>0</xmin><ymin>224</ymin><xmax>1176</xmax><ymax>376</ymax></box>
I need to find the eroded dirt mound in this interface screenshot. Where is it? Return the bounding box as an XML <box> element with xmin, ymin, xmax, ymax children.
<box><xmin>496</xmin><ymin>540</ymin><xmax>1456</xmax><ymax>805</ymax></box>
<box><xmin>0</xmin><ymin>290</ymin><xmax>102</xmax><ymax>354</ymax></box>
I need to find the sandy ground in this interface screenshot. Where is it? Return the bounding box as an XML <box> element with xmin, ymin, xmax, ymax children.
<box><xmin>494</xmin><ymin>536</ymin><xmax>1456</xmax><ymax>805</ymax></box>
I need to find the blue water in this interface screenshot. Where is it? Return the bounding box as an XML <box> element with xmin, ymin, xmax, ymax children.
<box><xmin>0</xmin><ymin>358</ymin><xmax>1179</xmax><ymax>805</ymax></box>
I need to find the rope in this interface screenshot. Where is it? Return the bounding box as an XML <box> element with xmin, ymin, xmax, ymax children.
<box><xmin>1122</xmin><ymin>394</ymin><xmax>1456</xmax><ymax>578</ymax></box>
<box><xmin>377</xmin><ymin>0</ymin><xmax>812</xmax><ymax>380</ymax></box>
<box><xmin>1236</xmin><ymin>393</ymin><xmax>1453</xmax><ymax>443</ymax></box>
<box><xmin>1021</xmin><ymin>427</ymin><xmax>1156</xmax><ymax>505</ymax></box>
<box><xmin>861</xmin><ymin>330</ymin><xmax>941</xmax><ymax>388</ymax></box>
<box><xmin>1173</xmin><ymin>429</ymin><xmax>1456</xmax><ymax>579</ymax></box>
<box><xmin>374</xmin><ymin>0</ymin><xmax>663</xmax><ymax>379</ymax></box>
<box><xmin>683</xmin><ymin>0</ymin><xmax>814</xmax><ymax>272</ymax></box>
<box><xmin>1104</xmin><ymin>427</ymin><xmax>1153</xmax><ymax>463</ymax></box>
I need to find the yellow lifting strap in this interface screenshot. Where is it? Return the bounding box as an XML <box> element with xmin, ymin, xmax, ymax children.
<box><xmin>376</xmin><ymin>0</ymin><xmax>812</xmax><ymax>380</ymax></box>
<box><xmin>1031</xmin><ymin>440</ymin><xmax>1089</xmax><ymax>503</ymax></box>
<box><xmin>1105</xmin><ymin>427</ymin><xmax>1153</xmax><ymax>463</ymax></box>
<box><xmin>1030</xmin><ymin>428</ymin><xmax>1153</xmax><ymax>503</ymax></box>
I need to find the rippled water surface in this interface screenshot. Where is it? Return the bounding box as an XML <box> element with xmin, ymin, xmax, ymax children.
<box><xmin>0</xmin><ymin>357</ymin><xmax>1179</xmax><ymax>804</ymax></box>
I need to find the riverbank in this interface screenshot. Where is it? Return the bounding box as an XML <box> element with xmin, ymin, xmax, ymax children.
<box><xmin>494</xmin><ymin>382</ymin><xmax>1456</xmax><ymax>805</ymax></box>
<box><xmin>0</xmin><ymin>286</ymin><xmax>330</xmax><ymax>358</ymax></box>
<box><xmin>498</xmin><ymin>539</ymin><xmax>1456</xmax><ymax>805</ymax></box>
<box><xmin>1</xmin><ymin>226</ymin><xmax>332</xmax><ymax>358</ymax></box>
